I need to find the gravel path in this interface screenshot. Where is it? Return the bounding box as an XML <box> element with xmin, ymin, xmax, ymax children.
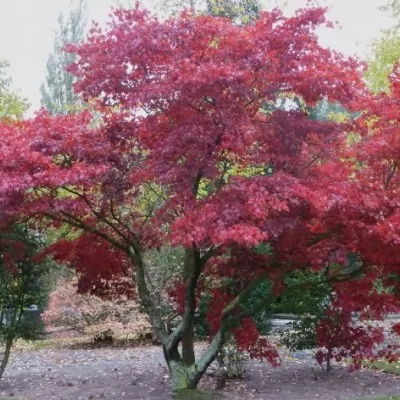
<box><xmin>0</xmin><ymin>345</ymin><xmax>399</xmax><ymax>399</ymax></box>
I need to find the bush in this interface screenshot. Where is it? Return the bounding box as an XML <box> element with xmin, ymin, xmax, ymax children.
<box><xmin>216</xmin><ymin>339</ymin><xmax>248</xmax><ymax>380</ymax></box>
<box><xmin>43</xmin><ymin>278</ymin><xmax>151</xmax><ymax>341</ymax></box>
<box><xmin>0</xmin><ymin>225</ymin><xmax>52</xmax><ymax>378</ymax></box>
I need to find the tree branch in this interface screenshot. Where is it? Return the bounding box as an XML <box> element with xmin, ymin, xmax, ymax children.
<box><xmin>166</xmin><ymin>248</ymin><xmax>203</xmax><ymax>353</ymax></box>
<box><xmin>127</xmin><ymin>246</ymin><xmax>169</xmax><ymax>344</ymax></box>
<box><xmin>61</xmin><ymin>186</ymin><xmax>133</xmax><ymax>246</ymax></box>
<box><xmin>44</xmin><ymin>211</ymin><xmax>129</xmax><ymax>253</ymax></box>
<box><xmin>194</xmin><ymin>263</ymin><xmax>365</xmax><ymax>379</ymax></box>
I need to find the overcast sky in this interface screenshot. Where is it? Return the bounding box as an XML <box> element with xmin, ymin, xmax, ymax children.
<box><xmin>0</xmin><ymin>0</ymin><xmax>395</xmax><ymax>115</ymax></box>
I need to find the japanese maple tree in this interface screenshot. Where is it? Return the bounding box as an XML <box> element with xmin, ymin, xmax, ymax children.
<box><xmin>1</xmin><ymin>3</ymin><xmax>395</xmax><ymax>392</ymax></box>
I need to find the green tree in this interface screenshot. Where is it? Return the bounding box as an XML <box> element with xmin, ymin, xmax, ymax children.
<box><xmin>0</xmin><ymin>61</ymin><xmax>29</xmax><ymax>120</ymax></box>
<box><xmin>40</xmin><ymin>0</ymin><xmax>87</xmax><ymax>115</ymax></box>
<box><xmin>366</xmin><ymin>31</ymin><xmax>400</xmax><ymax>94</ymax></box>
<box><xmin>205</xmin><ymin>0</ymin><xmax>261</xmax><ymax>23</ymax></box>
<box><xmin>381</xmin><ymin>0</ymin><xmax>400</xmax><ymax>28</ymax></box>
<box><xmin>0</xmin><ymin>226</ymin><xmax>51</xmax><ymax>379</ymax></box>
<box><xmin>365</xmin><ymin>0</ymin><xmax>400</xmax><ymax>93</ymax></box>
<box><xmin>159</xmin><ymin>0</ymin><xmax>264</xmax><ymax>20</ymax></box>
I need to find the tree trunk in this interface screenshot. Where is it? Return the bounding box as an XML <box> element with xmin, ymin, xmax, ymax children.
<box><xmin>169</xmin><ymin>360</ymin><xmax>197</xmax><ymax>393</ymax></box>
<box><xmin>163</xmin><ymin>345</ymin><xmax>199</xmax><ymax>394</ymax></box>
<box><xmin>0</xmin><ymin>338</ymin><xmax>12</xmax><ymax>380</ymax></box>
<box><xmin>181</xmin><ymin>322</ymin><xmax>195</xmax><ymax>365</ymax></box>
<box><xmin>181</xmin><ymin>248</ymin><xmax>197</xmax><ymax>365</ymax></box>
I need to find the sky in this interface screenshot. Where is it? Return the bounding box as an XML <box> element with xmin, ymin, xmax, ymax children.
<box><xmin>0</xmin><ymin>0</ymin><xmax>395</xmax><ymax>115</ymax></box>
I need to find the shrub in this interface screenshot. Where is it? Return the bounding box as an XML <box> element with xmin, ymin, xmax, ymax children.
<box><xmin>43</xmin><ymin>278</ymin><xmax>151</xmax><ymax>341</ymax></box>
<box><xmin>0</xmin><ymin>225</ymin><xmax>52</xmax><ymax>378</ymax></box>
<box><xmin>216</xmin><ymin>339</ymin><xmax>248</xmax><ymax>380</ymax></box>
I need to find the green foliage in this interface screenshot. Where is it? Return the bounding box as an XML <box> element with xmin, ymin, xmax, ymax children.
<box><xmin>279</xmin><ymin>253</ymin><xmax>363</xmax><ymax>352</ymax></box>
<box><xmin>0</xmin><ymin>226</ymin><xmax>52</xmax><ymax>335</ymax></box>
<box><xmin>358</xmin><ymin>397</ymin><xmax>400</xmax><ymax>400</ymax></box>
<box><xmin>195</xmin><ymin>268</ymin><xmax>333</xmax><ymax>341</ymax></box>
<box><xmin>144</xmin><ymin>246</ymin><xmax>185</xmax><ymax>326</ymax></box>
<box><xmin>0</xmin><ymin>225</ymin><xmax>52</xmax><ymax>378</ymax></box>
<box><xmin>194</xmin><ymin>279</ymin><xmax>273</xmax><ymax>340</ymax></box>
<box><xmin>0</xmin><ymin>60</ymin><xmax>29</xmax><ymax>120</ymax></box>
<box><xmin>307</xmin><ymin>99</ymin><xmax>357</xmax><ymax>122</ymax></box>
<box><xmin>205</xmin><ymin>0</ymin><xmax>261</xmax><ymax>23</ymax></box>
<box><xmin>194</xmin><ymin>292</ymin><xmax>211</xmax><ymax>339</ymax></box>
<box><xmin>216</xmin><ymin>338</ymin><xmax>247</xmax><ymax>379</ymax></box>
<box><xmin>366</xmin><ymin>31</ymin><xmax>400</xmax><ymax>94</ymax></box>
<box><xmin>242</xmin><ymin>280</ymin><xmax>273</xmax><ymax>334</ymax></box>
<box><xmin>365</xmin><ymin>0</ymin><xmax>400</xmax><ymax>94</ymax></box>
<box><xmin>40</xmin><ymin>0</ymin><xmax>87</xmax><ymax>114</ymax></box>
<box><xmin>276</xmin><ymin>271</ymin><xmax>332</xmax><ymax>350</ymax></box>
<box><xmin>277</xmin><ymin>270</ymin><xmax>332</xmax><ymax>351</ymax></box>
<box><xmin>274</xmin><ymin>270</ymin><xmax>331</xmax><ymax>316</ymax></box>
<box><xmin>367</xmin><ymin>360</ymin><xmax>400</xmax><ymax>375</ymax></box>
<box><xmin>159</xmin><ymin>0</ymin><xmax>263</xmax><ymax>23</ymax></box>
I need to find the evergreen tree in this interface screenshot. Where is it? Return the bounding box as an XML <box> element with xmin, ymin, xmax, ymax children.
<box><xmin>40</xmin><ymin>0</ymin><xmax>87</xmax><ymax>115</ymax></box>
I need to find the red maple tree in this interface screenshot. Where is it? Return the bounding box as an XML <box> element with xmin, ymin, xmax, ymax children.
<box><xmin>1</xmin><ymin>4</ymin><xmax>398</xmax><ymax>392</ymax></box>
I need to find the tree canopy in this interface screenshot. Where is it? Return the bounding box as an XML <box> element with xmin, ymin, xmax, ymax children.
<box><xmin>1</xmin><ymin>3</ymin><xmax>400</xmax><ymax>393</ymax></box>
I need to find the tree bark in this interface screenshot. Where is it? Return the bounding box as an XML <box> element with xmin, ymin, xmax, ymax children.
<box><xmin>163</xmin><ymin>344</ymin><xmax>199</xmax><ymax>394</ymax></box>
<box><xmin>0</xmin><ymin>338</ymin><xmax>12</xmax><ymax>380</ymax></box>
<box><xmin>181</xmin><ymin>322</ymin><xmax>195</xmax><ymax>365</ymax></box>
<box><xmin>169</xmin><ymin>360</ymin><xmax>197</xmax><ymax>393</ymax></box>
<box><xmin>180</xmin><ymin>248</ymin><xmax>197</xmax><ymax>365</ymax></box>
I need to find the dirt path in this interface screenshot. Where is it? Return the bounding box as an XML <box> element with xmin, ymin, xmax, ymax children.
<box><xmin>0</xmin><ymin>346</ymin><xmax>399</xmax><ymax>399</ymax></box>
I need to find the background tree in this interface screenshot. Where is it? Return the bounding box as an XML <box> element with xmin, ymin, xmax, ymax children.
<box><xmin>0</xmin><ymin>226</ymin><xmax>52</xmax><ymax>379</ymax></box>
<box><xmin>365</xmin><ymin>31</ymin><xmax>400</xmax><ymax>94</ymax></box>
<box><xmin>40</xmin><ymin>0</ymin><xmax>87</xmax><ymax>115</ymax></box>
<box><xmin>159</xmin><ymin>0</ymin><xmax>266</xmax><ymax>19</ymax></box>
<box><xmin>381</xmin><ymin>0</ymin><xmax>400</xmax><ymax>28</ymax></box>
<box><xmin>0</xmin><ymin>61</ymin><xmax>29</xmax><ymax>120</ymax></box>
<box><xmin>365</xmin><ymin>0</ymin><xmax>400</xmax><ymax>93</ymax></box>
<box><xmin>205</xmin><ymin>0</ymin><xmax>261</xmax><ymax>22</ymax></box>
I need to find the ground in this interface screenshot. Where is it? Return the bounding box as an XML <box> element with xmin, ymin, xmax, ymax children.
<box><xmin>0</xmin><ymin>344</ymin><xmax>400</xmax><ymax>399</ymax></box>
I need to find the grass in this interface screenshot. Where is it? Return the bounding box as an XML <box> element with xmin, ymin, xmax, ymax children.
<box><xmin>359</xmin><ymin>361</ymin><xmax>400</xmax><ymax>399</ymax></box>
<box><xmin>364</xmin><ymin>359</ymin><xmax>400</xmax><ymax>376</ymax></box>
<box><xmin>12</xmin><ymin>331</ymin><xmax>154</xmax><ymax>353</ymax></box>
<box><xmin>366</xmin><ymin>397</ymin><xmax>400</xmax><ymax>400</ymax></box>
<box><xmin>13</xmin><ymin>336</ymin><xmax>92</xmax><ymax>352</ymax></box>
<box><xmin>0</xmin><ymin>398</ymin><xmax>25</xmax><ymax>400</ymax></box>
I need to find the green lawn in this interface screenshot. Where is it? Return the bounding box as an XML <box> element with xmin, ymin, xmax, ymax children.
<box><xmin>359</xmin><ymin>361</ymin><xmax>400</xmax><ymax>399</ymax></box>
<box><xmin>0</xmin><ymin>397</ymin><xmax>23</xmax><ymax>400</ymax></box>
<box><xmin>366</xmin><ymin>360</ymin><xmax>400</xmax><ymax>376</ymax></box>
<box><xmin>357</xmin><ymin>396</ymin><xmax>400</xmax><ymax>400</ymax></box>
<box><xmin>369</xmin><ymin>397</ymin><xmax>400</xmax><ymax>400</ymax></box>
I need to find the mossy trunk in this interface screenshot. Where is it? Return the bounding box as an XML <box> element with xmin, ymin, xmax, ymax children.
<box><xmin>169</xmin><ymin>360</ymin><xmax>198</xmax><ymax>394</ymax></box>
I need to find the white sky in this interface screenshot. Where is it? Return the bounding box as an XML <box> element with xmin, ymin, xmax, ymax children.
<box><xmin>0</xmin><ymin>0</ymin><xmax>395</xmax><ymax>115</ymax></box>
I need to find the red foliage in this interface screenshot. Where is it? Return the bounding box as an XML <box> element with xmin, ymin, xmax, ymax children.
<box><xmin>1</xmin><ymin>3</ymin><xmax>399</xmax><ymax>367</ymax></box>
<box><xmin>43</xmin><ymin>233</ymin><xmax>135</xmax><ymax>299</ymax></box>
<box><xmin>233</xmin><ymin>318</ymin><xmax>280</xmax><ymax>365</ymax></box>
